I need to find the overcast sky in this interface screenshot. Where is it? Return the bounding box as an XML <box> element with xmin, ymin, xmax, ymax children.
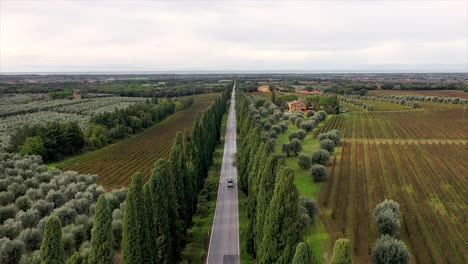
<box><xmin>1</xmin><ymin>0</ymin><xmax>467</xmax><ymax>72</ymax></box>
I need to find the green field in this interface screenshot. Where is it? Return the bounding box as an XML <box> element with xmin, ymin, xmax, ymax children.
<box><xmin>315</xmin><ymin>108</ymin><xmax>468</xmax><ymax>263</ymax></box>
<box><xmin>272</xmin><ymin>116</ymin><xmax>333</xmax><ymax>263</ymax></box>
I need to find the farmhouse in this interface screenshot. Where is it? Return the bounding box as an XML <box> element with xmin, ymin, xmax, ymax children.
<box><xmin>288</xmin><ymin>100</ymin><xmax>307</xmax><ymax>113</ymax></box>
<box><xmin>73</xmin><ymin>89</ymin><xmax>81</xmax><ymax>100</ymax></box>
<box><xmin>258</xmin><ymin>85</ymin><xmax>270</xmax><ymax>92</ymax></box>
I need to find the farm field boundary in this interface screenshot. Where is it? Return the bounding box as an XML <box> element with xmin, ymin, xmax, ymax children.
<box><xmin>56</xmin><ymin>93</ymin><xmax>220</xmax><ymax>189</ymax></box>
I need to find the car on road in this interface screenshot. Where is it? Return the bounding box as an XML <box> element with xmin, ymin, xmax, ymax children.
<box><xmin>227</xmin><ymin>178</ymin><xmax>234</xmax><ymax>187</ymax></box>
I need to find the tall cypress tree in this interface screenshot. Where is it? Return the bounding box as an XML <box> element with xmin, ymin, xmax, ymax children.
<box><xmin>246</xmin><ymin>141</ymin><xmax>274</xmax><ymax>255</ymax></box>
<box><xmin>89</xmin><ymin>195</ymin><xmax>113</xmax><ymax>264</ymax></box>
<box><xmin>331</xmin><ymin>238</ymin><xmax>352</xmax><ymax>264</ymax></box>
<box><xmin>122</xmin><ymin>174</ymin><xmax>151</xmax><ymax>264</ymax></box>
<box><xmin>144</xmin><ymin>183</ymin><xmax>159</xmax><ymax>263</ymax></box>
<box><xmin>258</xmin><ymin>167</ymin><xmax>301</xmax><ymax>264</ymax></box>
<box><xmin>255</xmin><ymin>154</ymin><xmax>284</xmax><ymax>253</ymax></box>
<box><xmin>40</xmin><ymin>215</ymin><xmax>64</xmax><ymax>264</ymax></box>
<box><xmin>170</xmin><ymin>132</ymin><xmax>189</xmax><ymax>230</ymax></box>
<box><xmin>292</xmin><ymin>242</ymin><xmax>317</xmax><ymax>264</ymax></box>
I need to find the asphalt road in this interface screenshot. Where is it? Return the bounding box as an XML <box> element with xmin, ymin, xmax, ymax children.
<box><xmin>207</xmin><ymin>85</ymin><xmax>240</xmax><ymax>264</ymax></box>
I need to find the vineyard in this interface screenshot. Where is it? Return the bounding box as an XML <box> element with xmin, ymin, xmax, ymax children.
<box><xmin>315</xmin><ymin>106</ymin><xmax>468</xmax><ymax>263</ymax></box>
<box><xmin>320</xmin><ymin>142</ymin><xmax>467</xmax><ymax>263</ymax></box>
<box><xmin>56</xmin><ymin>93</ymin><xmax>219</xmax><ymax>189</ymax></box>
<box><xmin>368</xmin><ymin>89</ymin><xmax>468</xmax><ymax>99</ymax></box>
<box><xmin>316</xmin><ymin>108</ymin><xmax>467</xmax><ymax>140</ymax></box>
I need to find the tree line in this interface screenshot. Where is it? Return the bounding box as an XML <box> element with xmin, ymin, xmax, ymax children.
<box><xmin>38</xmin><ymin>86</ymin><xmax>230</xmax><ymax>263</ymax></box>
<box><xmin>236</xmin><ymin>91</ymin><xmax>318</xmax><ymax>263</ymax></box>
<box><xmin>9</xmin><ymin>97</ymin><xmax>194</xmax><ymax>162</ymax></box>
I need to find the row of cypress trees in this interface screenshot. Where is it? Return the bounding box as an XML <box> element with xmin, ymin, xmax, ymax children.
<box><xmin>120</xmin><ymin>87</ymin><xmax>230</xmax><ymax>264</ymax></box>
<box><xmin>236</xmin><ymin>91</ymin><xmax>305</xmax><ymax>264</ymax></box>
<box><xmin>39</xmin><ymin>87</ymin><xmax>230</xmax><ymax>264</ymax></box>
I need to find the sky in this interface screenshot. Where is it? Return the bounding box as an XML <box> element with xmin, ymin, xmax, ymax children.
<box><xmin>0</xmin><ymin>0</ymin><xmax>467</xmax><ymax>73</ymax></box>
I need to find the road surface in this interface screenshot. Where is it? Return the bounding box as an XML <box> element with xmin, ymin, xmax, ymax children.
<box><xmin>207</xmin><ymin>84</ymin><xmax>240</xmax><ymax>264</ymax></box>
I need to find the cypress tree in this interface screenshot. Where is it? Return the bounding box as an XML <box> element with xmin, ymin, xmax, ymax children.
<box><xmin>122</xmin><ymin>174</ymin><xmax>151</xmax><ymax>264</ymax></box>
<box><xmin>254</xmin><ymin>154</ymin><xmax>284</xmax><ymax>253</ymax></box>
<box><xmin>292</xmin><ymin>242</ymin><xmax>316</xmax><ymax>264</ymax></box>
<box><xmin>89</xmin><ymin>195</ymin><xmax>114</xmax><ymax>264</ymax></box>
<box><xmin>258</xmin><ymin>167</ymin><xmax>301</xmax><ymax>264</ymax></box>
<box><xmin>144</xmin><ymin>183</ymin><xmax>159</xmax><ymax>263</ymax></box>
<box><xmin>247</xmin><ymin>141</ymin><xmax>274</xmax><ymax>255</ymax></box>
<box><xmin>66</xmin><ymin>251</ymin><xmax>86</xmax><ymax>264</ymax></box>
<box><xmin>330</xmin><ymin>238</ymin><xmax>352</xmax><ymax>264</ymax></box>
<box><xmin>40</xmin><ymin>215</ymin><xmax>64</xmax><ymax>264</ymax></box>
<box><xmin>148</xmin><ymin>160</ymin><xmax>175</xmax><ymax>263</ymax></box>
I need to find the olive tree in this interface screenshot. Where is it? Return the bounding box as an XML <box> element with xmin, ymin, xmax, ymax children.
<box><xmin>374</xmin><ymin>200</ymin><xmax>401</xmax><ymax>237</ymax></box>
<box><xmin>311</xmin><ymin>164</ymin><xmax>327</xmax><ymax>182</ymax></box>
<box><xmin>320</xmin><ymin>139</ymin><xmax>336</xmax><ymax>153</ymax></box>
<box><xmin>282</xmin><ymin>143</ymin><xmax>291</xmax><ymax>157</ymax></box>
<box><xmin>290</xmin><ymin>139</ymin><xmax>303</xmax><ymax>155</ymax></box>
<box><xmin>371</xmin><ymin>235</ymin><xmax>410</xmax><ymax>264</ymax></box>
<box><xmin>297</xmin><ymin>154</ymin><xmax>312</xmax><ymax>169</ymax></box>
<box><xmin>0</xmin><ymin>238</ymin><xmax>26</xmax><ymax>264</ymax></box>
<box><xmin>311</xmin><ymin>149</ymin><xmax>330</xmax><ymax>165</ymax></box>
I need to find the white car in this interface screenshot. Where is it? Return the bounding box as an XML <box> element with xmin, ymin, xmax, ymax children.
<box><xmin>227</xmin><ymin>178</ymin><xmax>234</xmax><ymax>187</ymax></box>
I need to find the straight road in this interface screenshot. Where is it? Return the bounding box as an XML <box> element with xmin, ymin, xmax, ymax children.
<box><xmin>207</xmin><ymin>84</ymin><xmax>240</xmax><ymax>264</ymax></box>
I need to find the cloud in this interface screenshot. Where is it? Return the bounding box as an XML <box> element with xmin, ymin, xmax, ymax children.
<box><xmin>0</xmin><ymin>0</ymin><xmax>466</xmax><ymax>72</ymax></box>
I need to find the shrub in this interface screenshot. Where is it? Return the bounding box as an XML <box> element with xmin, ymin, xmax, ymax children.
<box><xmin>317</xmin><ymin>133</ymin><xmax>328</xmax><ymax>141</ymax></box>
<box><xmin>19</xmin><ymin>250</ymin><xmax>41</xmax><ymax>264</ymax></box>
<box><xmin>311</xmin><ymin>149</ymin><xmax>330</xmax><ymax>165</ymax></box>
<box><xmin>300</xmin><ymin>197</ymin><xmax>319</xmax><ymax>223</ymax></box>
<box><xmin>268</xmin><ymin>130</ymin><xmax>278</xmax><ymax>139</ymax></box>
<box><xmin>328</xmin><ymin>130</ymin><xmax>341</xmax><ymax>145</ymax></box>
<box><xmin>289</xmin><ymin>139</ymin><xmax>303</xmax><ymax>155</ymax></box>
<box><xmin>279</xmin><ymin>122</ymin><xmax>288</xmax><ymax>132</ymax></box>
<box><xmin>289</xmin><ymin>132</ymin><xmax>298</xmax><ymax>140</ymax></box>
<box><xmin>0</xmin><ymin>219</ymin><xmax>23</xmax><ymax>239</ymax></box>
<box><xmin>15</xmin><ymin>196</ymin><xmax>32</xmax><ymax>211</ymax></box>
<box><xmin>320</xmin><ymin>139</ymin><xmax>336</xmax><ymax>152</ymax></box>
<box><xmin>16</xmin><ymin>209</ymin><xmax>40</xmax><ymax>228</ymax></box>
<box><xmin>331</xmin><ymin>238</ymin><xmax>352</xmax><ymax>264</ymax></box>
<box><xmin>271</xmin><ymin>125</ymin><xmax>282</xmax><ymax>134</ymax></box>
<box><xmin>31</xmin><ymin>200</ymin><xmax>54</xmax><ymax>218</ymax></box>
<box><xmin>0</xmin><ymin>191</ymin><xmax>15</xmax><ymax>206</ymax></box>
<box><xmin>306</xmin><ymin>110</ymin><xmax>315</xmax><ymax>117</ymax></box>
<box><xmin>18</xmin><ymin>228</ymin><xmax>42</xmax><ymax>251</ymax></box>
<box><xmin>311</xmin><ymin>164</ymin><xmax>327</xmax><ymax>182</ymax></box>
<box><xmin>371</xmin><ymin>235</ymin><xmax>410</xmax><ymax>264</ymax></box>
<box><xmin>0</xmin><ymin>205</ymin><xmax>18</xmax><ymax>224</ymax></box>
<box><xmin>317</xmin><ymin>110</ymin><xmax>327</xmax><ymax>121</ymax></box>
<box><xmin>298</xmin><ymin>209</ymin><xmax>311</xmax><ymax>234</ymax></box>
<box><xmin>0</xmin><ymin>238</ymin><xmax>26</xmax><ymax>264</ymax></box>
<box><xmin>374</xmin><ymin>200</ymin><xmax>401</xmax><ymax>237</ymax></box>
<box><xmin>263</xmin><ymin>121</ymin><xmax>272</xmax><ymax>131</ymax></box>
<box><xmin>282</xmin><ymin>143</ymin><xmax>291</xmax><ymax>157</ymax></box>
<box><xmin>112</xmin><ymin>220</ymin><xmax>123</xmax><ymax>250</ymax></box>
<box><xmin>295</xmin><ymin>118</ymin><xmax>303</xmax><ymax>128</ymax></box>
<box><xmin>296</xmin><ymin>129</ymin><xmax>306</xmax><ymax>140</ymax></box>
<box><xmin>297</xmin><ymin>154</ymin><xmax>312</xmax><ymax>169</ymax></box>
<box><xmin>55</xmin><ymin>206</ymin><xmax>78</xmax><ymax>226</ymax></box>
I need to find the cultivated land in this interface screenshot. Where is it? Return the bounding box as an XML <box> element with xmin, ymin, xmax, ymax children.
<box><xmin>315</xmin><ymin>106</ymin><xmax>468</xmax><ymax>263</ymax></box>
<box><xmin>369</xmin><ymin>89</ymin><xmax>468</xmax><ymax>99</ymax></box>
<box><xmin>55</xmin><ymin>93</ymin><xmax>219</xmax><ymax>189</ymax></box>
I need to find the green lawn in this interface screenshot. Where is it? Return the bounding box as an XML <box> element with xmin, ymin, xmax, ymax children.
<box><xmin>273</xmin><ymin>115</ymin><xmax>334</xmax><ymax>263</ymax></box>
